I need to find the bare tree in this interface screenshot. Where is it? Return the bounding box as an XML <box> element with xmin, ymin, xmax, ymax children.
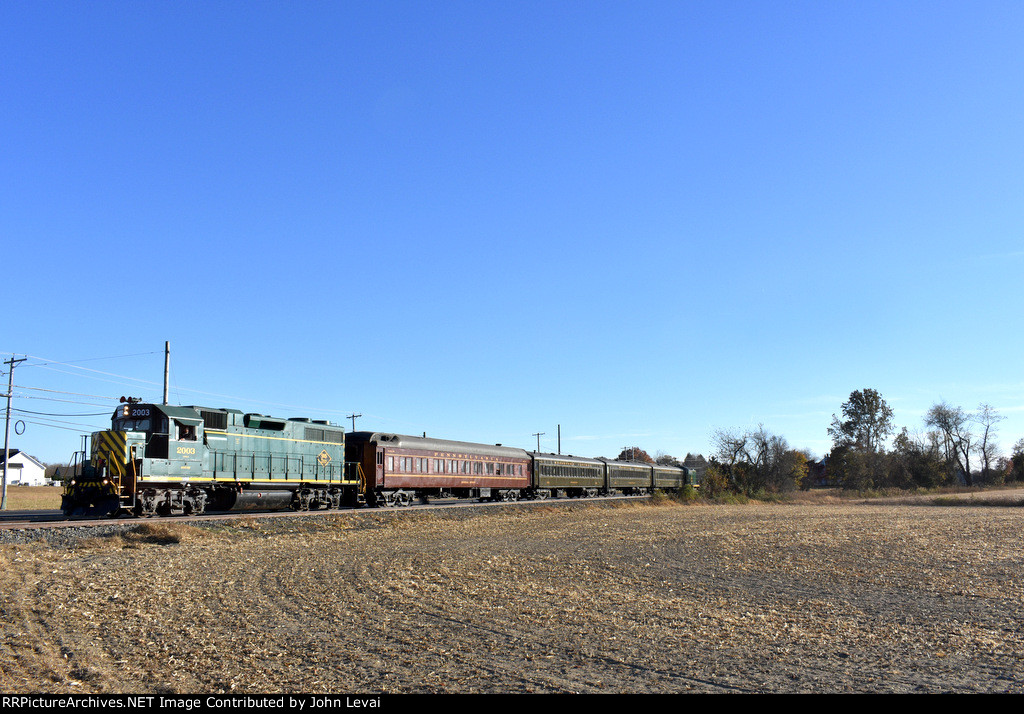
<box><xmin>713</xmin><ymin>425</ymin><xmax>806</xmax><ymax>493</ymax></box>
<box><xmin>924</xmin><ymin>401</ymin><xmax>975</xmax><ymax>485</ymax></box>
<box><xmin>973</xmin><ymin>403</ymin><xmax>1005</xmax><ymax>482</ymax></box>
<box><xmin>712</xmin><ymin>428</ymin><xmax>751</xmax><ymax>485</ymax></box>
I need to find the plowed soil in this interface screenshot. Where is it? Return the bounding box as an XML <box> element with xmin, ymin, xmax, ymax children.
<box><xmin>1</xmin><ymin>495</ymin><xmax>1022</xmax><ymax>694</ymax></box>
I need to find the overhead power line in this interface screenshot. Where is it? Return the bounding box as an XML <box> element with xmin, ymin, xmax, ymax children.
<box><xmin>15</xmin><ymin>384</ymin><xmax>121</xmax><ymax>399</ymax></box>
<box><xmin>8</xmin><ymin>349</ymin><xmax>378</xmax><ymax>434</ymax></box>
<box><xmin>17</xmin><ymin>418</ymin><xmax>108</xmax><ymax>434</ymax></box>
<box><xmin>12</xmin><ymin>395</ymin><xmax>117</xmax><ymax>408</ymax></box>
<box><xmin>20</xmin><ymin>351</ymin><xmax>160</xmax><ymax>366</ymax></box>
<box><xmin>14</xmin><ymin>408</ymin><xmax>112</xmax><ymax>417</ymax></box>
<box><xmin>35</xmin><ymin>364</ymin><xmax>161</xmax><ymax>388</ymax></box>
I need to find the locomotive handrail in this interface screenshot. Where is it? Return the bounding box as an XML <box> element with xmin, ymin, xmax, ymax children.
<box><xmin>351</xmin><ymin>462</ymin><xmax>367</xmax><ymax>495</ymax></box>
<box><xmin>129</xmin><ymin>444</ymin><xmax>139</xmax><ymax>511</ymax></box>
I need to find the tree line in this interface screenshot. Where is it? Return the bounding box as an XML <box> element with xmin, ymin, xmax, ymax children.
<box><xmin>700</xmin><ymin>388</ymin><xmax>1024</xmax><ymax>496</ymax></box>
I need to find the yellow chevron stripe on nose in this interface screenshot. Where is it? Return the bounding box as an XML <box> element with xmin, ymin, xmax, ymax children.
<box><xmin>97</xmin><ymin>430</ymin><xmax>128</xmax><ymax>477</ymax></box>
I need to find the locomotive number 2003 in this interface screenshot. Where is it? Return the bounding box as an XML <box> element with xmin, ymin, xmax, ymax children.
<box><xmin>176</xmin><ymin>446</ymin><xmax>197</xmax><ymax>455</ymax></box>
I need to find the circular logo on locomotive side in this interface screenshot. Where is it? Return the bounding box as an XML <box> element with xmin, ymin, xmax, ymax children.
<box><xmin>317</xmin><ymin>449</ymin><xmax>332</xmax><ymax>467</ymax></box>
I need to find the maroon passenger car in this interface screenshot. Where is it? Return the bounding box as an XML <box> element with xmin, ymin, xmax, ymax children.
<box><xmin>346</xmin><ymin>432</ymin><xmax>531</xmax><ymax>507</ymax></box>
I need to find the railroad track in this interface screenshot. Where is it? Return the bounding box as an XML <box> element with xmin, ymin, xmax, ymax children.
<box><xmin>0</xmin><ymin>493</ymin><xmax>646</xmax><ymax>531</ymax></box>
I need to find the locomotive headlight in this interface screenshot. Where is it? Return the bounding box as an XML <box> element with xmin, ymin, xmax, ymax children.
<box><xmin>122</xmin><ymin>404</ymin><xmax>130</xmax><ymax>417</ymax></box>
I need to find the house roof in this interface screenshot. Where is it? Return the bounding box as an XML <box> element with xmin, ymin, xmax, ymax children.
<box><xmin>0</xmin><ymin>450</ymin><xmax>46</xmax><ymax>469</ymax></box>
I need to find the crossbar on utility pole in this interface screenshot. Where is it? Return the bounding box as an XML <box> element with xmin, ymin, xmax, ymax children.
<box><xmin>347</xmin><ymin>413</ymin><xmax>362</xmax><ymax>432</ymax></box>
<box><xmin>3</xmin><ymin>356</ymin><xmax>27</xmax><ymax>511</ymax></box>
<box><xmin>533</xmin><ymin>432</ymin><xmax>545</xmax><ymax>452</ymax></box>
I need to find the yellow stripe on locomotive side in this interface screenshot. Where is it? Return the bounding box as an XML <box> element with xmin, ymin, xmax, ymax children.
<box><xmin>139</xmin><ymin>476</ymin><xmax>359</xmax><ymax>485</ymax></box>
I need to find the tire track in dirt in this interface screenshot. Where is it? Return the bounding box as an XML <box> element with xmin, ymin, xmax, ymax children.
<box><xmin>1</xmin><ymin>500</ymin><xmax>1022</xmax><ymax>693</ymax></box>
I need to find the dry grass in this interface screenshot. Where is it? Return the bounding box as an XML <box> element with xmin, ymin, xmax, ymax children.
<box><xmin>1</xmin><ymin>486</ymin><xmax>61</xmax><ymax>510</ymax></box>
<box><xmin>77</xmin><ymin>522</ymin><xmax>216</xmax><ymax>551</ymax></box>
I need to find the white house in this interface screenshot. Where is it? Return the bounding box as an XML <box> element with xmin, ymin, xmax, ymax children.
<box><xmin>0</xmin><ymin>450</ymin><xmax>48</xmax><ymax>486</ymax></box>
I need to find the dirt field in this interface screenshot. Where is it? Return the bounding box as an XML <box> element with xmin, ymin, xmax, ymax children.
<box><xmin>0</xmin><ymin>495</ymin><xmax>1022</xmax><ymax>694</ymax></box>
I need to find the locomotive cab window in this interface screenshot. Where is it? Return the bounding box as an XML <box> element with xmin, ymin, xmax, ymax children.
<box><xmin>176</xmin><ymin>421</ymin><xmax>197</xmax><ymax>441</ymax></box>
<box><xmin>114</xmin><ymin>417</ymin><xmax>151</xmax><ymax>432</ymax></box>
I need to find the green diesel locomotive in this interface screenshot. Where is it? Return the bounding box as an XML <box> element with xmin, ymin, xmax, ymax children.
<box><xmin>61</xmin><ymin>401</ymin><xmax>356</xmax><ymax>517</ymax></box>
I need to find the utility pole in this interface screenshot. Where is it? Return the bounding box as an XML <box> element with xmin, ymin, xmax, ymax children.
<box><xmin>557</xmin><ymin>425</ymin><xmax>561</xmax><ymax>455</ymax></box>
<box><xmin>347</xmin><ymin>413</ymin><xmax>361</xmax><ymax>432</ymax></box>
<box><xmin>163</xmin><ymin>341</ymin><xmax>170</xmax><ymax>405</ymax></box>
<box><xmin>533</xmin><ymin>432</ymin><xmax>545</xmax><ymax>452</ymax></box>
<box><xmin>3</xmin><ymin>356</ymin><xmax>27</xmax><ymax>511</ymax></box>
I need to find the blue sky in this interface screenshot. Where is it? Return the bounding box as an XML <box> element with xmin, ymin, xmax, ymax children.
<box><xmin>3</xmin><ymin>1</ymin><xmax>1024</xmax><ymax>466</ymax></box>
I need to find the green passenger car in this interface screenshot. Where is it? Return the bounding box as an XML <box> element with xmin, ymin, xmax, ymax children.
<box><xmin>529</xmin><ymin>453</ymin><xmax>606</xmax><ymax>498</ymax></box>
<box><xmin>652</xmin><ymin>464</ymin><xmax>700</xmax><ymax>490</ymax></box>
<box><xmin>601</xmin><ymin>458</ymin><xmax>654</xmax><ymax>494</ymax></box>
